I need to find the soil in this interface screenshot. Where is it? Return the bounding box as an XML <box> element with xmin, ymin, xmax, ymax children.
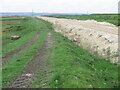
<box><xmin>2</xmin><ymin>30</ymin><xmax>40</xmax><ymax>64</ymax></box>
<box><xmin>8</xmin><ymin>32</ymin><xmax>53</xmax><ymax>88</ymax></box>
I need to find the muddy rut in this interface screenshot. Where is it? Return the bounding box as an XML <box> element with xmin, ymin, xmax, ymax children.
<box><xmin>2</xmin><ymin>30</ymin><xmax>40</xmax><ymax>64</ymax></box>
<box><xmin>9</xmin><ymin>32</ymin><xmax>53</xmax><ymax>88</ymax></box>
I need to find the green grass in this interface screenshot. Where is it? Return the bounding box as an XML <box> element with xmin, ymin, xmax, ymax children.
<box><xmin>31</xmin><ymin>20</ymin><xmax>118</xmax><ymax>88</ymax></box>
<box><xmin>49</xmin><ymin>33</ymin><xmax>118</xmax><ymax>88</ymax></box>
<box><xmin>2</xmin><ymin>17</ymin><xmax>49</xmax><ymax>87</ymax></box>
<box><xmin>45</xmin><ymin>14</ymin><xmax>119</xmax><ymax>26</ymax></box>
<box><xmin>1</xmin><ymin>16</ymin><xmax>25</xmax><ymax>20</ymax></box>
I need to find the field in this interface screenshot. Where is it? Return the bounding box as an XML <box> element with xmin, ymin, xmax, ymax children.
<box><xmin>2</xmin><ymin>16</ymin><xmax>118</xmax><ymax>88</ymax></box>
<box><xmin>45</xmin><ymin>14</ymin><xmax>119</xmax><ymax>26</ymax></box>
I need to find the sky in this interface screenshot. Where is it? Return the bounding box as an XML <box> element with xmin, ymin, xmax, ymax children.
<box><xmin>0</xmin><ymin>0</ymin><xmax>119</xmax><ymax>14</ymax></box>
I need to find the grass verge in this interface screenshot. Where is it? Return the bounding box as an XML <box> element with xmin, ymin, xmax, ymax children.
<box><xmin>45</xmin><ymin>14</ymin><xmax>119</xmax><ymax>26</ymax></box>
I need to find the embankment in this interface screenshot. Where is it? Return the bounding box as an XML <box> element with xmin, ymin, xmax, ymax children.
<box><xmin>37</xmin><ymin>16</ymin><xmax>119</xmax><ymax>63</ymax></box>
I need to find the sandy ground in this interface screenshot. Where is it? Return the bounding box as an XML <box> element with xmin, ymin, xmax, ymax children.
<box><xmin>37</xmin><ymin>16</ymin><xmax>119</xmax><ymax>63</ymax></box>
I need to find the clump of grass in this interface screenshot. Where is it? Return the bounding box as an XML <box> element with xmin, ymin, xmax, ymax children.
<box><xmin>106</xmin><ymin>47</ymin><xmax>111</xmax><ymax>59</ymax></box>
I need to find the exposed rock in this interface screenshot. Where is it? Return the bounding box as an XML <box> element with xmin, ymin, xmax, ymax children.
<box><xmin>11</xmin><ymin>35</ymin><xmax>21</xmax><ymax>40</ymax></box>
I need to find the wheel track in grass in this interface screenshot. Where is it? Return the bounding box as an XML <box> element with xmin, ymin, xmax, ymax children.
<box><xmin>2</xmin><ymin>30</ymin><xmax>40</xmax><ymax>64</ymax></box>
<box><xmin>9</xmin><ymin>32</ymin><xmax>53</xmax><ymax>88</ymax></box>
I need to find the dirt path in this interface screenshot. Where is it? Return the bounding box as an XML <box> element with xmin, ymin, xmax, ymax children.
<box><xmin>8</xmin><ymin>32</ymin><xmax>53</xmax><ymax>88</ymax></box>
<box><xmin>2</xmin><ymin>30</ymin><xmax>40</xmax><ymax>64</ymax></box>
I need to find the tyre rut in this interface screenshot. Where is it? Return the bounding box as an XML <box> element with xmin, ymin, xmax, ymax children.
<box><xmin>2</xmin><ymin>30</ymin><xmax>40</xmax><ymax>64</ymax></box>
<box><xmin>9</xmin><ymin>32</ymin><xmax>53</xmax><ymax>88</ymax></box>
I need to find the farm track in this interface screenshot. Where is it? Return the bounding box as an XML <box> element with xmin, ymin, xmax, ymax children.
<box><xmin>2</xmin><ymin>30</ymin><xmax>40</xmax><ymax>64</ymax></box>
<box><xmin>9</xmin><ymin>32</ymin><xmax>53</xmax><ymax>88</ymax></box>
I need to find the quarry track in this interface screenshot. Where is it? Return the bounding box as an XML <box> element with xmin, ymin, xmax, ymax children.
<box><xmin>2</xmin><ymin>30</ymin><xmax>40</xmax><ymax>64</ymax></box>
<box><xmin>9</xmin><ymin>32</ymin><xmax>53</xmax><ymax>88</ymax></box>
<box><xmin>37</xmin><ymin>16</ymin><xmax>119</xmax><ymax>63</ymax></box>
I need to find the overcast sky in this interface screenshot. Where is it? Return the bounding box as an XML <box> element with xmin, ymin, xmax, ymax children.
<box><xmin>1</xmin><ymin>0</ymin><xmax>119</xmax><ymax>13</ymax></box>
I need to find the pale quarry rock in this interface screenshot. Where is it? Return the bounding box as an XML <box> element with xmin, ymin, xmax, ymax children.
<box><xmin>11</xmin><ymin>35</ymin><xmax>21</xmax><ymax>40</ymax></box>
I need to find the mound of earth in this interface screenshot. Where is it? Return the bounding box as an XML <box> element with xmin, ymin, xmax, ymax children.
<box><xmin>37</xmin><ymin>16</ymin><xmax>119</xmax><ymax>64</ymax></box>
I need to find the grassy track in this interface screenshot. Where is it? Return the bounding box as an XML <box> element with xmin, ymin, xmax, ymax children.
<box><xmin>45</xmin><ymin>14</ymin><xmax>119</xmax><ymax>26</ymax></box>
<box><xmin>31</xmin><ymin>20</ymin><xmax>118</xmax><ymax>88</ymax></box>
<box><xmin>2</xmin><ymin>17</ymin><xmax>48</xmax><ymax>87</ymax></box>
